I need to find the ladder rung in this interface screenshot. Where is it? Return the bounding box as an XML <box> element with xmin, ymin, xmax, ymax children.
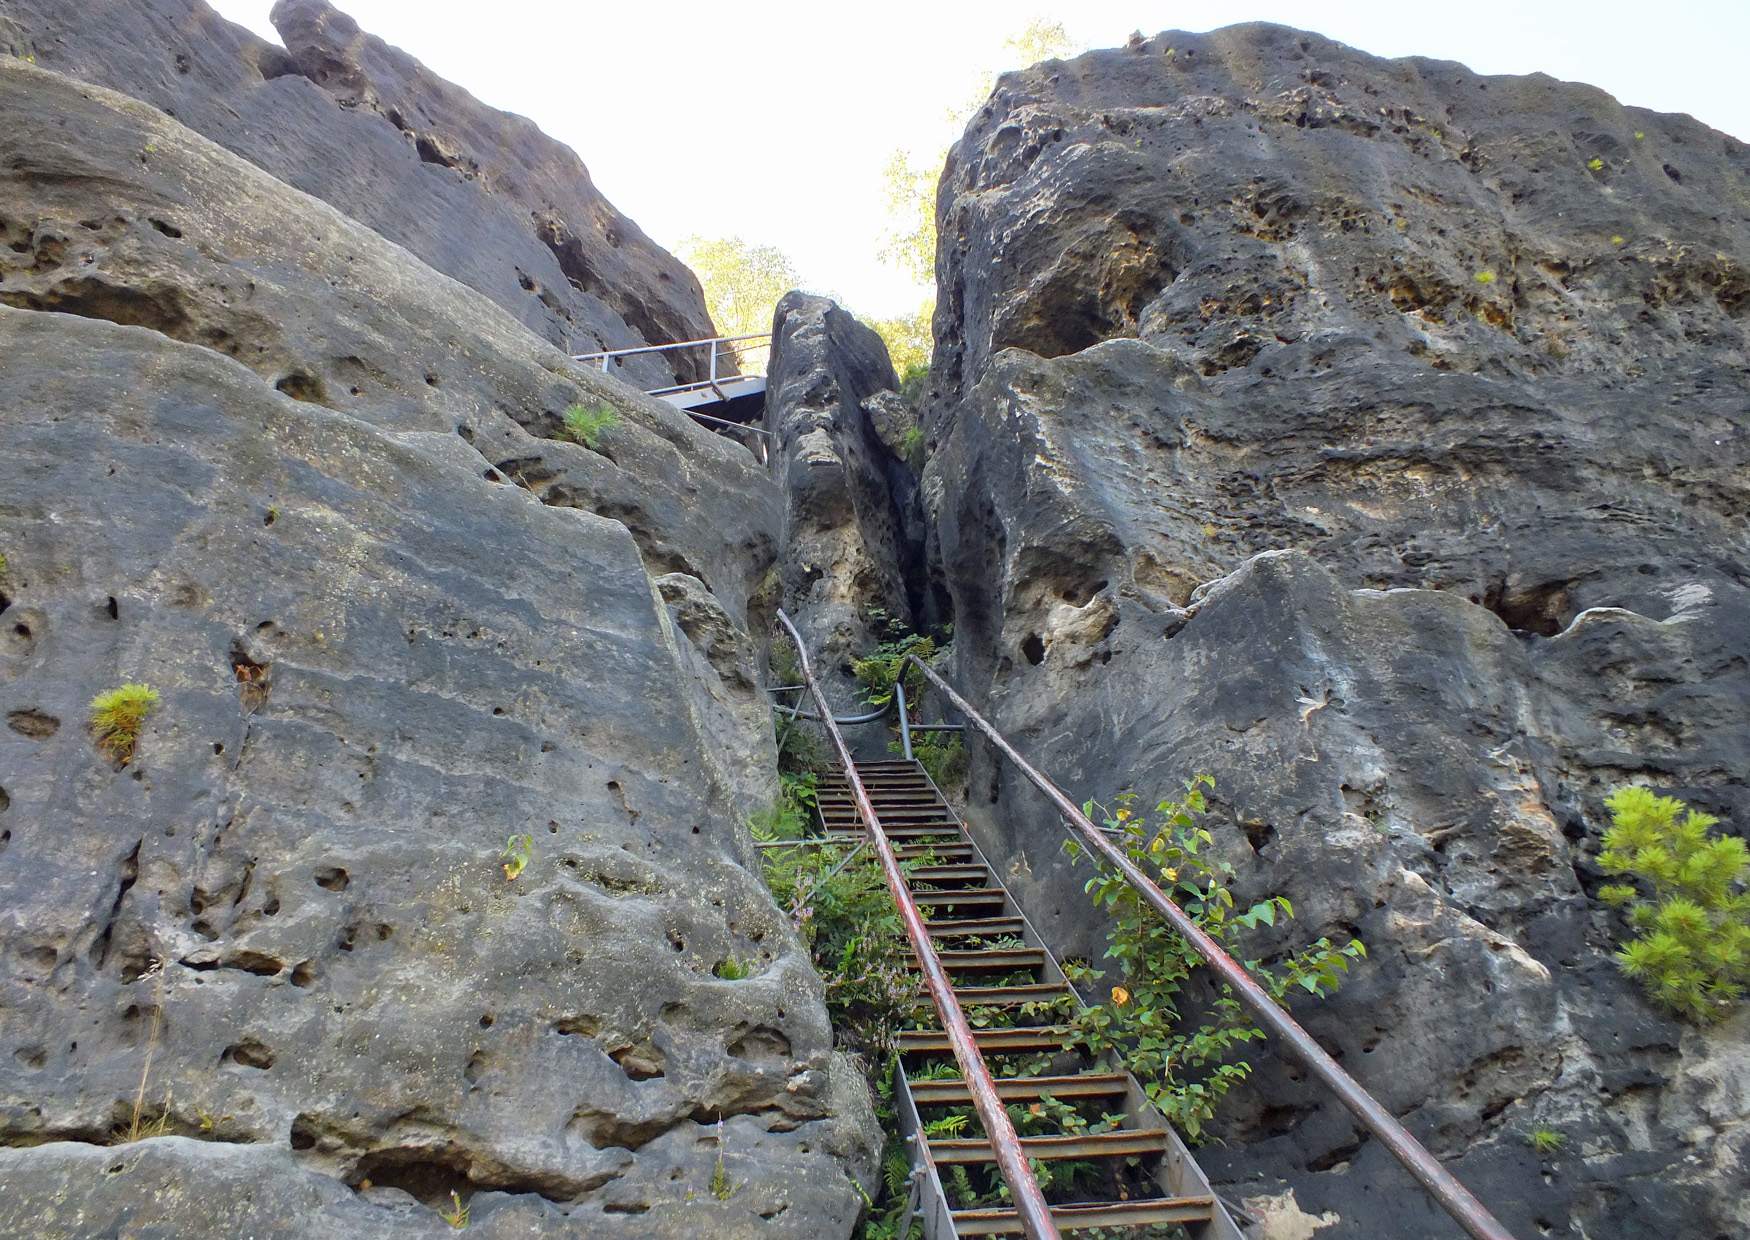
<box><xmin>907</xmin><ymin>1072</ymin><xmax>1130</xmax><ymax>1106</ymax></box>
<box><xmin>897</xmin><ymin>843</ymin><xmax>975</xmax><ymax>861</ymax></box>
<box><xmin>950</xmin><ymin>1196</ymin><xmax>1215</xmax><ymax>1235</ymax></box>
<box><xmin>907</xmin><ymin>863</ymin><xmax>990</xmax><ymax>884</ymax></box>
<box><xmin>930</xmin><ymin>1128</ymin><xmax>1172</xmax><ymax>1165</ymax></box>
<box><xmin>911</xmin><ymin>888</ymin><xmax>1005</xmax><ymax>908</ymax></box>
<box><xmin>925</xmin><ymin>915</ymin><xmax>1023</xmax><ymax>937</ymax></box>
<box><xmin>923</xmin><ymin>948</ymin><xmax>1044</xmax><ymax>973</ymax></box>
<box><xmin>898</xmin><ymin>1025</ymin><xmax>1069</xmax><ymax>1055</ymax></box>
<box><xmin>948</xmin><ymin>981</ymin><xmax>1068</xmax><ymax>1007</ymax></box>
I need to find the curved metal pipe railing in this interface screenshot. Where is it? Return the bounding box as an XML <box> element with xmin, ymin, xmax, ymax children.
<box><xmin>775</xmin><ymin>612</ymin><xmax>1061</xmax><ymax>1240</ymax></box>
<box><xmin>903</xmin><ymin>654</ymin><xmax>1517</xmax><ymax>1240</ymax></box>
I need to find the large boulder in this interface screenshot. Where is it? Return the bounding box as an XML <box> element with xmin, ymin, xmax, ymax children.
<box><xmin>925</xmin><ymin>24</ymin><xmax>1749</xmax><ymax>1239</ymax></box>
<box><xmin>0</xmin><ymin>57</ymin><xmax>875</xmax><ymax>1237</ymax></box>
<box><xmin>0</xmin><ymin>0</ymin><xmax>717</xmax><ymax>386</ymax></box>
<box><xmin>764</xmin><ymin>292</ymin><xmax>918</xmax><ymax>725</ymax></box>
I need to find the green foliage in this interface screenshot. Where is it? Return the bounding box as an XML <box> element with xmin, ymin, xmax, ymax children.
<box><xmin>1587</xmin><ymin>157</ymin><xmax>1605</xmax><ymax>172</ymax></box>
<box><xmin>438</xmin><ymin>1190</ymin><xmax>469</xmax><ymax>1229</ymax></box>
<box><xmin>870</xmin><ymin>304</ymin><xmax>933</xmax><ymax>381</ymax></box>
<box><xmin>1064</xmin><ymin>776</ymin><xmax>1365</xmax><ymax>1139</ymax></box>
<box><xmin>1596</xmin><ymin>785</ymin><xmax>1748</xmax><ymax>1022</ymax></box>
<box><xmin>0</xmin><ymin>551</ymin><xmax>9</xmax><ymax>577</ymax></box>
<box><xmin>710</xmin><ymin>1135</ymin><xmax>735</xmax><ymax>1200</ymax></box>
<box><xmin>713</xmin><ymin>955</ymin><xmax>751</xmax><ymax>981</ymax></box>
<box><xmin>899</xmin><ymin>425</ymin><xmax>926</xmax><ymax>471</ymax></box>
<box><xmin>908</xmin><ymin>731</ymin><xmax>965</xmax><ymax>792</ymax></box>
<box><xmin>501</xmin><ymin>833</ymin><xmax>534</xmax><ymax>881</ymax></box>
<box><xmin>560</xmin><ymin>403</ymin><xmax>618</xmax><ymax>449</ymax></box>
<box><xmin>898</xmin><ymin>363</ymin><xmax>929</xmax><ymax>406</ymax></box>
<box><xmin>851</xmin><ymin>611</ymin><xmax>939</xmax><ymax>709</ymax></box>
<box><xmin>1473</xmin><ymin>269</ymin><xmax>1496</xmax><ymax>284</ymax></box>
<box><xmin>89</xmin><ymin>683</ymin><xmax>159</xmax><ymax>766</ymax></box>
<box><xmin>1527</xmin><ymin>1127</ymin><xmax>1567</xmax><ymax>1155</ymax></box>
<box><xmin>676</xmin><ymin>234</ymin><xmax>803</xmax><ymax>341</ymax></box>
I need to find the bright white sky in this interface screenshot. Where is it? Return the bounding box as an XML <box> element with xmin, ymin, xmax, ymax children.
<box><xmin>213</xmin><ymin>0</ymin><xmax>1749</xmax><ymax>320</ymax></box>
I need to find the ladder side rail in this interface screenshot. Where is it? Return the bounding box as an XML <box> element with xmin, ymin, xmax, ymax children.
<box><xmin>905</xmin><ymin>653</ymin><xmax>1518</xmax><ymax>1240</ymax></box>
<box><xmin>776</xmin><ymin>611</ymin><xmax>1061</xmax><ymax>1240</ymax></box>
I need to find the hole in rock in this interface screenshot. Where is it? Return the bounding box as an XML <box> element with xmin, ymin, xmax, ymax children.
<box><xmin>1020</xmin><ymin>633</ymin><xmax>1046</xmax><ymax>665</ymax></box>
<box><xmin>290</xmin><ymin>961</ymin><xmax>315</xmax><ymax>988</ymax></box>
<box><xmin>106</xmin><ymin>596</ymin><xmax>119</xmax><ymax>620</ymax></box>
<box><xmin>222</xmin><ymin>1039</ymin><xmax>275</xmax><ymax>1070</ymax></box>
<box><xmin>314</xmin><ymin>867</ymin><xmax>349</xmax><ymax>892</ymax></box>
<box><xmin>7</xmin><ymin>709</ymin><xmax>60</xmax><ymax>739</ymax></box>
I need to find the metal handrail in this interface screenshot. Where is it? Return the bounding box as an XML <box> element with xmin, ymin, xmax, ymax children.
<box><xmin>569</xmin><ymin>332</ymin><xmax>771</xmax><ymax>364</ymax></box>
<box><xmin>776</xmin><ymin>612</ymin><xmax>1060</xmax><ymax>1240</ymax></box>
<box><xmin>903</xmin><ymin>654</ymin><xmax>1517</xmax><ymax>1240</ymax></box>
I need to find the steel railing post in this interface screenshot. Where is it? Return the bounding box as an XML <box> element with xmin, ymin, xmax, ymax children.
<box><xmin>896</xmin><ymin>680</ymin><xmax>915</xmax><ymax>761</ymax></box>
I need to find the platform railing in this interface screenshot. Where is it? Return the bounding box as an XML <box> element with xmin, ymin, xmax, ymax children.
<box><xmin>901</xmin><ymin>653</ymin><xmax>1518</xmax><ymax>1240</ymax></box>
<box><xmin>570</xmin><ymin>332</ymin><xmax>770</xmax><ymax>399</ymax></box>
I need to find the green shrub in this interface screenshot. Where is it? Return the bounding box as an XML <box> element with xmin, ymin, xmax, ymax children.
<box><xmin>905</xmin><ymin>732</ymin><xmax>965</xmax><ymax>792</ymax></box>
<box><xmin>713</xmin><ymin>955</ymin><xmax>751</xmax><ymax>980</ymax></box>
<box><xmin>559</xmin><ymin>403</ymin><xmax>619</xmax><ymax>449</ymax></box>
<box><xmin>1064</xmin><ymin>776</ymin><xmax>1365</xmax><ymax>1139</ymax></box>
<box><xmin>1526</xmin><ymin>1127</ymin><xmax>1566</xmax><ymax>1155</ymax></box>
<box><xmin>1597</xmin><ymin>785</ymin><xmax>1748</xmax><ymax>1022</ymax></box>
<box><xmin>900</xmin><ymin>425</ymin><xmax>926</xmax><ymax>471</ymax></box>
<box><xmin>851</xmin><ymin>611</ymin><xmax>940</xmax><ymax>710</ymax></box>
<box><xmin>89</xmin><ymin>683</ymin><xmax>159</xmax><ymax>766</ymax></box>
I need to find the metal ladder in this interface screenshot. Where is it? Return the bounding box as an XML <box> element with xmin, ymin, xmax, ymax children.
<box><xmin>816</xmin><ymin>759</ymin><xmax>1246</xmax><ymax>1239</ymax></box>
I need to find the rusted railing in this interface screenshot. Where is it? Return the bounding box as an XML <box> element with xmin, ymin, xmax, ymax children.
<box><xmin>775</xmin><ymin>612</ymin><xmax>1061</xmax><ymax>1240</ymax></box>
<box><xmin>904</xmin><ymin>654</ymin><xmax>1518</xmax><ymax>1240</ymax></box>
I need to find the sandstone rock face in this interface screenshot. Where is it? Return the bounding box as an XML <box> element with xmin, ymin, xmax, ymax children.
<box><xmin>764</xmin><ymin>292</ymin><xmax>917</xmax><ymax>725</ymax></box>
<box><xmin>0</xmin><ymin>0</ymin><xmax>715</xmax><ymax>387</ymax></box>
<box><xmin>0</xmin><ymin>57</ymin><xmax>874</xmax><ymax>1238</ymax></box>
<box><xmin>926</xmin><ymin>24</ymin><xmax>1749</xmax><ymax>1240</ymax></box>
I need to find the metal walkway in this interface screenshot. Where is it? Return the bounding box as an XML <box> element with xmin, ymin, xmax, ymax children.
<box><xmin>571</xmin><ymin>332</ymin><xmax>770</xmax><ymax>458</ymax></box>
<box><xmin>818</xmin><ymin>758</ymin><xmax>1245</xmax><ymax>1238</ymax></box>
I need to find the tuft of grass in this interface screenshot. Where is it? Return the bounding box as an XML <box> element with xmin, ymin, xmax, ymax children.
<box><xmin>1527</xmin><ymin>1127</ymin><xmax>1566</xmax><ymax>1155</ymax></box>
<box><xmin>501</xmin><ymin>833</ymin><xmax>534</xmax><ymax>881</ymax></box>
<box><xmin>1611</xmin><ymin>235</ymin><xmax>1626</xmax><ymax>246</ymax></box>
<box><xmin>438</xmin><ymin>1189</ymin><xmax>469</xmax><ymax>1229</ymax></box>
<box><xmin>560</xmin><ymin>403</ymin><xmax>619</xmax><ymax>449</ymax></box>
<box><xmin>1473</xmin><ymin>270</ymin><xmax>1496</xmax><ymax>285</ymax></box>
<box><xmin>90</xmin><ymin>683</ymin><xmax>159</xmax><ymax>766</ymax></box>
<box><xmin>713</xmin><ymin>955</ymin><xmax>751</xmax><ymax>980</ymax></box>
<box><xmin>710</xmin><ymin>1125</ymin><xmax>735</xmax><ymax>1200</ymax></box>
<box><xmin>1587</xmin><ymin>157</ymin><xmax>1605</xmax><ymax>172</ymax></box>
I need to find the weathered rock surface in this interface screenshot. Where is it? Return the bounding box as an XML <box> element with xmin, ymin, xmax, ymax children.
<box><xmin>0</xmin><ymin>0</ymin><xmax>715</xmax><ymax>386</ymax></box>
<box><xmin>0</xmin><ymin>56</ymin><xmax>874</xmax><ymax>1237</ymax></box>
<box><xmin>764</xmin><ymin>292</ymin><xmax>918</xmax><ymax>724</ymax></box>
<box><xmin>926</xmin><ymin>24</ymin><xmax>1749</xmax><ymax>1240</ymax></box>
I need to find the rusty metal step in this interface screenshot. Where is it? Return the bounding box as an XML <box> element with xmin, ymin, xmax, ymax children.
<box><xmin>907</xmin><ymin>1072</ymin><xmax>1130</xmax><ymax>1107</ymax></box>
<box><xmin>950</xmin><ymin>1196</ymin><xmax>1216</xmax><ymax>1236</ymax></box>
<box><xmin>898</xmin><ymin>1025</ymin><xmax>1070</xmax><ymax>1055</ymax></box>
<box><xmin>911</xmin><ymin>888</ymin><xmax>1006</xmax><ymax>911</ymax></box>
<box><xmin>906</xmin><ymin>863</ymin><xmax>991</xmax><ymax>885</ymax></box>
<box><xmin>947</xmin><ymin>981</ymin><xmax>1070</xmax><ymax>1008</ymax></box>
<box><xmin>925</xmin><ymin>914</ymin><xmax>1023</xmax><ymax>937</ymax></box>
<box><xmin>930</xmin><ymin>1128</ymin><xmax>1173</xmax><ymax>1165</ymax></box>
<box><xmin>896</xmin><ymin>843</ymin><xmax>975</xmax><ymax>861</ymax></box>
<box><xmin>826</xmin><ymin>826</ymin><xmax>964</xmax><ymax>841</ymax></box>
<box><xmin>924</xmin><ymin>947</ymin><xmax>1045</xmax><ymax>974</ymax></box>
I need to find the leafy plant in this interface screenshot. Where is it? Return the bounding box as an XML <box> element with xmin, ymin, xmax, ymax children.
<box><xmin>1064</xmin><ymin>776</ymin><xmax>1365</xmax><ymax>1139</ymax></box>
<box><xmin>90</xmin><ymin>683</ymin><xmax>159</xmax><ymax>766</ymax></box>
<box><xmin>1596</xmin><ymin>786</ymin><xmax>1748</xmax><ymax>1022</ymax></box>
<box><xmin>559</xmin><ymin>403</ymin><xmax>619</xmax><ymax>449</ymax></box>
<box><xmin>713</xmin><ymin>955</ymin><xmax>751</xmax><ymax>981</ymax></box>
<box><xmin>1526</xmin><ymin>1127</ymin><xmax>1566</xmax><ymax>1155</ymax></box>
<box><xmin>900</xmin><ymin>424</ymin><xmax>926</xmax><ymax>471</ymax></box>
<box><xmin>1587</xmin><ymin>157</ymin><xmax>1605</xmax><ymax>172</ymax></box>
<box><xmin>851</xmin><ymin>611</ymin><xmax>939</xmax><ymax>710</ymax></box>
<box><xmin>438</xmin><ymin>1190</ymin><xmax>469</xmax><ymax>1229</ymax></box>
<box><xmin>1473</xmin><ymin>269</ymin><xmax>1496</xmax><ymax>284</ymax></box>
<box><xmin>908</xmin><ymin>732</ymin><xmax>965</xmax><ymax>792</ymax></box>
<box><xmin>501</xmin><ymin>833</ymin><xmax>534</xmax><ymax>881</ymax></box>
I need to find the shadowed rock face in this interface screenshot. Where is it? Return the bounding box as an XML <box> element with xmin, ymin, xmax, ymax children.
<box><xmin>925</xmin><ymin>24</ymin><xmax>1749</xmax><ymax>1240</ymax></box>
<box><xmin>0</xmin><ymin>58</ymin><xmax>873</xmax><ymax>1237</ymax></box>
<box><xmin>0</xmin><ymin>0</ymin><xmax>716</xmax><ymax>386</ymax></box>
<box><xmin>764</xmin><ymin>292</ymin><xmax>919</xmax><ymax>727</ymax></box>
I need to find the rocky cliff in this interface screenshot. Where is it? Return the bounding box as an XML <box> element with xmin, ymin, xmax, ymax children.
<box><xmin>0</xmin><ymin>11</ymin><xmax>876</xmax><ymax>1237</ymax></box>
<box><xmin>0</xmin><ymin>0</ymin><xmax>717</xmax><ymax>386</ymax></box>
<box><xmin>924</xmin><ymin>23</ymin><xmax>1748</xmax><ymax>1239</ymax></box>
